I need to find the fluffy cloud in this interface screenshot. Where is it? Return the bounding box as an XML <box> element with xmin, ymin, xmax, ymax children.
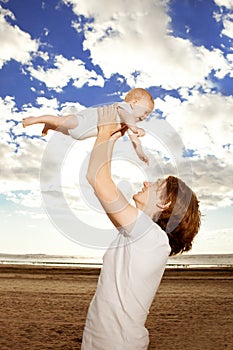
<box><xmin>213</xmin><ymin>0</ymin><xmax>233</xmax><ymax>9</ymax></box>
<box><xmin>66</xmin><ymin>0</ymin><xmax>230</xmax><ymax>89</ymax></box>
<box><xmin>213</xmin><ymin>2</ymin><xmax>233</xmax><ymax>40</ymax></box>
<box><xmin>191</xmin><ymin>157</ymin><xmax>233</xmax><ymax>209</ymax></box>
<box><xmin>27</xmin><ymin>54</ymin><xmax>105</xmax><ymax>92</ymax></box>
<box><xmin>0</xmin><ymin>5</ymin><xmax>39</xmax><ymax>68</ymax></box>
<box><xmin>155</xmin><ymin>91</ymin><xmax>233</xmax><ymax>161</ymax></box>
<box><xmin>1</xmin><ymin>90</ymin><xmax>232</xmax><ymax>211</ymax></box>
<box><xmin>1</xmin><ymin>0</ymin><xmax>233</xmax><ymax>215</ymax></box>
<box><xmin>0</xmin><ymin>4</ymin><xmax>104</xmax><ymax>92</ymax></box>
<box><xmin>153</xmin><ymin>91</ymin><xmax>233</xmax><ymax>208</ymax></box>
<box><xmin>0</xmin><ymin>139</ymin><xmax>44</xmax><ymax>192</ymax></box>
<box><xmin>5</xmin><ymin>189</ymin><xmax>42</xmax><ymax>208</ymax></box>
<box><xmin>221</xmin><ymin>13</ymin><xmax>233</xmax><ymax>39</ymax></box>
<box><xmin>0</xmin><ymin>96</ymin><xmax>58</xmax><ymax>195</ymax></box>
<box><xmin>0</xmin><ymin>95</ymin><xmax>87</xmax><ymax>211</ymax></box>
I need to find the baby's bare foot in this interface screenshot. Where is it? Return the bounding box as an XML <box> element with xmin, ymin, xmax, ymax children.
<box><xmin>22</xmin><ymin>116</ymin><xmax>35</xmax><ymax>128</ymax></box>
<box><xmin>41</xmin><ymin>123</ymin><xmax>51</xmax><ymax>136</ymax></box>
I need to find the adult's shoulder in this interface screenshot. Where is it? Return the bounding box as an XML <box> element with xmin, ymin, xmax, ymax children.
<box><xmin>129</xmin><ymin>209</ymin><xmax>171</xmax><ymax>252</ymax></box>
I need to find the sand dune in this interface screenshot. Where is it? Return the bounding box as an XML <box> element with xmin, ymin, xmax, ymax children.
<box><xmin>0</xmin><ymin>265</ymin><xmax>232</xmax><ymax>350</ymax></box>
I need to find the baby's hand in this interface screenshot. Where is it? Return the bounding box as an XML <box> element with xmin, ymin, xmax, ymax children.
<box><xmin>133</xmin><ymin>142</ymin><xmax>149</xmax><ymax>164</ymax></box>
<box><xmin>139</xmin><ymin>152</ymin><xmax>149</xmax><ymax>165</ymax></box>
<box><xmin>129</xmin><ymin>126</ymin><xmax>146</xmax><ymax>137</ymax></box>
<box><xmin>127</xmin><ymin>128</ymin><xmax>148</xmax><ymax>164</ymax></box>
<box><xmin>136</xmin><ymin>127</ymin><xmax>146</xmax><ymax>137</ymax></box>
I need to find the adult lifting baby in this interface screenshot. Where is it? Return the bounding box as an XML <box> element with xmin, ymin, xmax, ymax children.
<box><xmin>80</xmin><ymin>103</ymin><xmax>201</xmax><ymax>349</ymax></box>
<box><xmin>22</xmin><ymin>88</ymin><xmax>154</xmax><ymax>164</ymax></box>
<box><xmin>23</xmin><ymin>91</ymin><xmax>201</xmax><ymax>349</ymax></box>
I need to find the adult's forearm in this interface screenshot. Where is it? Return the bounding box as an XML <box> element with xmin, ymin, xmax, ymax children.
<box><xmin>86</xmin><ymin>134</ymin><xmax>116</xmax><ymax>189</ymax></box>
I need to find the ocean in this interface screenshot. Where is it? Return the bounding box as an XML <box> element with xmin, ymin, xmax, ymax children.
<box><xmin>0</xmin><ymin>253</ymin><xmax>232</xmax><ymax>268</ymax></box>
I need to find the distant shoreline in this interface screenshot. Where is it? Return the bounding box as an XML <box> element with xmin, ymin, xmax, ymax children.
<box><xmin>0</xmin><ymin>261</ymin><xmax>233</xmax><ymax>269</ymax></box>
<box><xmin>0</xmin><ymin>253</ymin><xmax>233</xmax><ymax>272</ymax></box>
<box><xmin>0</xmin><ymin>263</ymin><xmax>233</xmax><ymax>278</ymax></box>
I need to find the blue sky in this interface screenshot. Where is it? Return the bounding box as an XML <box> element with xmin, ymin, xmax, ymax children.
<box><xmin>0</xmin><ymin>0</ymin><xmax>233</xmax><ymax>257</ymax></box>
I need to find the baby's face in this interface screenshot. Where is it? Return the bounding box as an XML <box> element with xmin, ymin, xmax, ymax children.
<box><xmin>131</xmin><ymin>98</ymin><xmax>154</xmax><ymax>122</ymax></box>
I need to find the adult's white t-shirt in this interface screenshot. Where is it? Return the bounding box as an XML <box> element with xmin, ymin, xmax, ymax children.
<box><xmin>81</xmin><ymin>209</ymin><xmax>171</xmax><ymax>350</ymax></box>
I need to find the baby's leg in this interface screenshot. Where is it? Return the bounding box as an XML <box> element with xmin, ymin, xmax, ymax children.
<box><xmin>23</xmin><ymin>114</ymin><xmax>78</xmax><ymax>136</ymax></box>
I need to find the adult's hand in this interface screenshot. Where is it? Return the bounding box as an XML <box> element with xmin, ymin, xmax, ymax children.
<box><xmin>97</xmin><ymin>104</ymin><xmax>128</xmax><ymax>140</ymax></box>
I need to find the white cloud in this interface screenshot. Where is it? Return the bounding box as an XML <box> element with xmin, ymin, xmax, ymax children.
<box><xmin>0</xmin><ymin>5</ymin><xmax>39</xmax><ymax>68</ymax></box>
<box><xmin>0</xmin><ymin>96</ymin><xmax>56</xmax><ymax>195</ymax></box>
<box><xmin>155</xmin><ymin>91</ymin><xmax>233</xmax><ymax>160</ymax></box>
<box><xmin>65</xmin><ymin>0</ymin><xmax>230</xmax><ymax>89</ymax></box>
<box><xmin>5</xmin><ymin>190</ymin><xmax>42</xmax><ymax>208</ymax></box>
<box><xmin>0</xmin><ymin>95</ymin><xmax>88</xmax><ymax>212</ymax></box>
<box><xmin>1</xmin><ymin>91</ymin><xmax>232</xmax><ymax>212</ymax></box>
<box><xmin>213</xmin><ymin>2</ymin><xmax>233</xmax><ymax>40</ymax></box>
<box><xmin>153</xmin><ymin>90</ymin><xmax>233</xmax><ymax>208</ymax></box>
<box><xmin>213</xmin><ymin>0</ymin><xmax>233</xmax><ymax>9</ymax></box>
<box><xmin>0</xmin><ymin>96</ymin><xmax>21</xmax><ymax>145</ymax></box>
<box><xmin>38</xmin><ymin>50</ymin><xmax>49</xmax><ymax>61</ymax></box>
<box><xmin>0</xmin><ymin>94</ymin><xmax>86</xmax><ymax>197</ymax></box>
<box><xmin>222</xmin><ymin>13</ymin><xmax>233</xmax><ymax>39</ymax></box>
<box><xmin>192</xmin><ymin>158</ymin><xmax>233</xmax><ymax>209</ymax></box>
<box><xmin>36</xmin><ymin>97</ymin><xmax>59</xmax><ymax>110</ymax></box>
<box><xmin>27</xmin><ymin>54</ymin><xmax>105</xmax><ymax>92</ymax></box>
<box><xmin>0</xmin><ymin>139</ymin><xmax>44</xmax><ymax>191</ymax></box>
<box><xmin>226</xmin><ymin>53</ymin><xmax>233</xmax><ymax>76</ymax></box>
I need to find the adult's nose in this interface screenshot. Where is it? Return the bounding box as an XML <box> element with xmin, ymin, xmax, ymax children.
<box><xmin>143</xmin><ymin>181</ymin><xmax>152</xmax><ymax>187</ymax></box>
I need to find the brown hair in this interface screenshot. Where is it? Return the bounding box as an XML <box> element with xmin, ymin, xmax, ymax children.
<box><xmin>124</xmin><ymin>88</ymin><xmax>154</xmax><ymax>108</ymax></box>
<box><xmin>154</xmin><ymin>176</ymin><xmax>201</xmax><ymax>256</ymax></box>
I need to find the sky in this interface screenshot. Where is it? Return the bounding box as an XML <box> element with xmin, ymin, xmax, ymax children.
<box><xmin>0</xmin><ymin>0</ymin><xmax>233</xmax><ymax>258</ymax></box>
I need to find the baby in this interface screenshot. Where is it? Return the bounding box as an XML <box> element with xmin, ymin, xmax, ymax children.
<box><xmin>23</xmin><ymin>88</ymin><xmax>154</xmax><ymax>164</ymax></box>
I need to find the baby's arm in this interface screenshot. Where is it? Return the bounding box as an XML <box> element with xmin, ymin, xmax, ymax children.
<box><xmin>117</xmin><ymin>106</ymin><xmax>145</xmax><ymax>136</ymax></box>
<box><xmin>127</xmin><ymin>131</ymin><xmax>149</xmax><ymax>164</ymax></box>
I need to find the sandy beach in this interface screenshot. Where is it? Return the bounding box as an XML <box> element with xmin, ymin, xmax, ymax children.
<box><xmin>0</xmin><ymin>265</ymin><xmax>232</xmax><ymax>350</ymax></box>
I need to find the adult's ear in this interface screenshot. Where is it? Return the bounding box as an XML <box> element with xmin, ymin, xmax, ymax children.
<box><xmin>156</xmin><ymin>201</ymin><xmax>171</xmax><ymax>211</ymax></box>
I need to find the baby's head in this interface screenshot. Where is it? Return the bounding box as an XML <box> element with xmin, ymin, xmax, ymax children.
<box><xmin>124</xmin><ymin>88</ymin><xmax>154</xmax><ymax>121</ymax></box>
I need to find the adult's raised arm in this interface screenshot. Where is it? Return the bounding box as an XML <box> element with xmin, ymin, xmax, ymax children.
<box><xmin>86</xmin><ymin>104</ymin><xmax>139</xmax><ymax>232</ymax></box>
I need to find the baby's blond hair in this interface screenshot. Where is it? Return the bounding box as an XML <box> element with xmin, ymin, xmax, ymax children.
<box><xmin>124</xmin><ymin>88</ymin><xmax>154</xmax><ymax>108</ymax></box>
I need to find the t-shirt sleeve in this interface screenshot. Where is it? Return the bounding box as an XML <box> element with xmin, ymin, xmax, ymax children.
<box><xmin>119</xmin><ymin>210</ymin><xmax>171</xmax><ymax>252</ymax></box>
